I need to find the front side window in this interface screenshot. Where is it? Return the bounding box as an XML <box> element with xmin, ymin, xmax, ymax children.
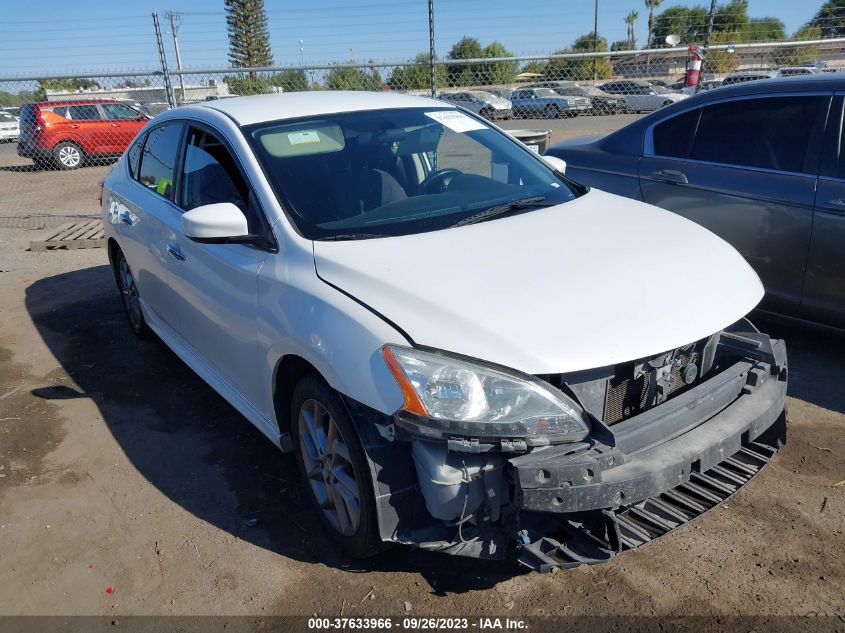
<box><xmin>180</xmin><ymin>128</ymin><xmax>248</xmax><ymax>212</ymax></box>
<box><xmin>652</xmin><ymin>109</ymin><xmax>701</xmax><ymax>159</ymax></box>
<box><xmin>102</xmin><ymin>103</ymin><xmax>140</xmax><ymax>120</ymax></box>
<box><xmin>245</xmin><ymin>107</ymin><xmax>582</xmax><ymax>240</ymax></box>
<box><xmin>137</xmin><ymin>122</ymin><xmax>184</xmax><ymax>201</ymax></box>
<box><xmin>688</xmin><ymin>96</ymin><xmax>823</xmax><ymax>173</ymax></box>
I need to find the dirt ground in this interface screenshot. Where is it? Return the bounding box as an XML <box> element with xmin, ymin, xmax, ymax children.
<box><xmin>0</xmin><ymin>113</ymin><xmax>843</xmax><ymax>625</ymax></box>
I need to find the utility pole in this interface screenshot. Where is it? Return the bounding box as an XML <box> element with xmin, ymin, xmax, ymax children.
<box><xmin>165</xmin><ymin>11</ymin><xmax>187</xmax><ymax>103</ymax></box>
<box><xmin>428</xmin><ymin>0</ymin><xmax>436</xmax><ymax>97</ymax></box>
<box><xmin>697</xmin><ymin>0</ymin><xmax>718</xmax><ymax>93</ymax></box>
<box><xmin>152</xmin><ymin>12</ymin><xmax>176</xmax><ymax>109</ymax></box>
<box><xmin>593</xmin><ymin>0</ymin><xmax>599</xmax><ymax>82</ymax></box>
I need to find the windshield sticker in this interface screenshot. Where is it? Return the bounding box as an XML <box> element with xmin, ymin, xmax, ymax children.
<box><xmin>288</xmin><ymin>130</ymin><xmax>321</xmax><ymax>145</ymax></box>
<box><xmin>425</xmin><ymin>110</ymin><xmax>487</xmax><ymax>133</ymax></box>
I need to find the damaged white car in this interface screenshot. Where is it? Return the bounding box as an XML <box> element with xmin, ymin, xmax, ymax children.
<box><xmin>101</xmin><ymin>91</ymin><xmax>787</xmax><ymax>571</ymax></box>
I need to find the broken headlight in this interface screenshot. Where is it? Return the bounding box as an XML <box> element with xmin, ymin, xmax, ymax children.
<box><xmin>382</xmin><ymin>345</ymin><xmax>590</xmax><ymax>442</ymax></box>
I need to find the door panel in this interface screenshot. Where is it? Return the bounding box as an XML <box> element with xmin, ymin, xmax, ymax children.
<box><xmin>804</xmin><ymin>179</ymin><xmax>845</xmax><ymax>327</ymax></box>
<box><xmin>639</xmin><ymin>158</ymin><xmax>815</xmax><ymax>314</ymax></box>
<box><xmin>640</xmin><ymin>94</ymin><xmax>829</xmax><ymax>316</ymax></box>
<box><xmin>119</xmin><ymin>121</ymin><xmax>185</xmax><ymax>329</ymax></box>
<box><xmin>165</xmin><ymin>126</ymin><xmax>268</xmax><ymax>409</ymax></box>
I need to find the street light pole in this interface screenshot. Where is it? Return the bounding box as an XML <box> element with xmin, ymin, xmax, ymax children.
<box><xmin>165</xmin><ymin>10</ymin><xmax>187</xmax><ymax>103</ymax></box>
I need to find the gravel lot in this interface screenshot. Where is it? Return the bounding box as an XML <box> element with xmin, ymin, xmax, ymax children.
<box><xmin>0</xmin><ymin>112</ymin><xmax>843</xmax><ymax>625</ymax></box>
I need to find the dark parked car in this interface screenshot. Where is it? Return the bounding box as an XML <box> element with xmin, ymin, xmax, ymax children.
<box><xmin>545</xmin><ymin>74</ymin><xmax>845</xmax><ymax>329</ymax></box>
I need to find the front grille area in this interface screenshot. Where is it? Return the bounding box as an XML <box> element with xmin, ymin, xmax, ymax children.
<box><xmin>603</xmin><ymin>346</ymin><xmax>701</xmax><ymax>425</ymax></box>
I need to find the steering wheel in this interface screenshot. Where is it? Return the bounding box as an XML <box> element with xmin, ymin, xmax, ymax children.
<box><xmin>418</xmin><ymin>168</ymin><xmax>462</xmax><ymax>195</ymax></box>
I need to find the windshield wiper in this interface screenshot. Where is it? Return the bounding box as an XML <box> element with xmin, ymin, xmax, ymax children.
<box><xmin>451</xmin><ymin>196</ymin><xmax>555</xmax><ymax>228</ymax></box>
<box><xmin>319</xmin><ymin>233</ymin><xmax>387</xmax><ymax>241</ymax></box>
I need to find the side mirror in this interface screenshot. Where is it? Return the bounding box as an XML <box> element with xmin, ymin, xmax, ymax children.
<box><xmin>542</xmin><ymin>155</ymin><xmax>567</xmax><ymax>174</ymax></box>
<box><xmin>182</xmin><ymin>202</ymin><xmax>250</xmax><ymax>243</ymax></box>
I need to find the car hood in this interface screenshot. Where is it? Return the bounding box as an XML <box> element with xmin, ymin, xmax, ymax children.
<box><xmin>483</xmin><ymin>96</ymin><xmax>512</xmax><ymax>109</ymax></box>
<box><xmin>313</xmin><ymin>189</ymin><xmax>764</xmax><ymax>375</ymax></box>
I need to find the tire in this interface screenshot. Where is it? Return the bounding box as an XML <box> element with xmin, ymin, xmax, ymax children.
<box><xmin>53</xmin><ymin>141</ymin><xmax>83</xmax><ymax>170</ymax></box>
<box><xmin>115</xmin><ymin>249</ymin><xmax>152</xmax><ymax>340</ymax></box>
<box><xmin>544</xmin><ymin>104</ymin><xmax>559</xmax><ymax>119</ymax></box>
<box><xmin>291</xmin><ymin>374</ymin><xmax>384</xmax><ymax>559</ymax></box>
<box><xmin>662</xmin><ymin>100</ymin><xmax>674</xmax><ymax>107</ymax></box>
<box><xmin>479</xmin><ymin>107</ymin><xmax>493</xmax><ymax>120</ymax></box>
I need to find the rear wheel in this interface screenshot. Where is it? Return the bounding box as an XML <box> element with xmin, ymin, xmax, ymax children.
<box><xmin>544</xmin><ymin>104</ymin><xmax>560</xmax><ymax>119</ymax></box>
<box><xmin>53</xmin><ymin>141</ymin><xmax>83</xmax><ymax>170</ymax></box>
<box><xmin>291</xmin><ymin>374</ymin><xmax>384</xmax><ymax>559</ymax></box>
<box><xmin>115</xmin><ymin>249</ymin><xmax>151</xmax><ymax>339</ymax></box>
<box><xmin>479</xmin><ymin>107</ymin><xmax>494</xmax><ymax>120</ymax></box>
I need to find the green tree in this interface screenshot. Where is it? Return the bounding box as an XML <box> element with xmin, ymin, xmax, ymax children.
<box><xmin>545</xmin><ymin>33</ymin><xmax>613</xmax><ymax>81</ymax></box>
<box><xmin>325</xmin><ymin>64</ymin><xmax>383</xmax><ymax>91</ymax></box>
<box><xmin>625</xmin><ymin>10</ymin><xmax>639</xmax><ymax>49</ymax></box>
<box><xmin>611</xmin><ymin>39</ymin><xmax>633</xmax><ymax>51</ymax></box>
<box><xmin>520</xmin><ymin>60</ymin><xmax>548</xmax><ymax>76</ymax></box>
<box><xmin>34</xmin><ymin>78</ymin><xmax>100</xmax><ymax>100</ymax></box>
<box><xmin>268</xmin><ymin>69</ymin><xmax>309</xmax><ymax>92</ymax></box>
<box><xmin>713</xmin><ymin>0</ymin><xmax>749</xmax><ymax>34</ymax></box>
<box><xmin>805</xmin><ymin>0</ymin><xmax>845</xmax><ymax>38</ymax></box>
<box><xmin>652</xmin><ymin>6</ymin><xmax>709</xmax><ymax>44</ymax></box>
<box><xmin>224</xmin><ymin>74</ymin><xmax>269</xmax><ymax>95</ymax></box>
<box><xmin>774</xmin><ymin>25</ymin><xmax>823</xmax><ymax>66</ymax></box>
<box><xmin>225</xmin><ymin>0</ymin><xmax>273</xmax><ymax>69</ymax></box>
<box><xmin>446</xmin><ymin>36</ymin><xmax>484</xmax><ymax>86</ymax></box>
<box><xmin>645</xmin><ymin>0</ymin><xmax>664</xmax><ymax>47</ymax></box>
<box><xmin>480</xmin><ymin>41</ymin><xmax>518</xmax><ymax>85</ymax></box>
<box><xmin>387</xmin><ymin>53</ymin><xmax>445</xmax><ymax>90</ymax></box>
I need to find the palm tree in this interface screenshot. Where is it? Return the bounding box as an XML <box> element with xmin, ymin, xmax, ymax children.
<box><xmin>625</xmin><ymin>10</ymin><xmax>639</xmax><ymax>49</ymax></box>
<box><xmin>644</xmin><ymin>0</ymin><xmax>663</xmax><ymax>48</ymax></box>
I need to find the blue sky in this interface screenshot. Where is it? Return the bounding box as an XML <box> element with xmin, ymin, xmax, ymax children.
<box><xmin>0</xmin><ymin>0</ymin><xmax>819</xmax><ymax>75</ymax></box>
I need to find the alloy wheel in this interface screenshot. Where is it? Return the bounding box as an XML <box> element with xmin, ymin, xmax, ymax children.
<box><xmin>119</xmin><ymin>257</ymin><xmax>143</xmax><ymax>331</ymax></box>
<box><xmin>58</xmin><ymin>145</ymin><xmax>81</xmax><ymax>168</ymax></box>
<box><xmin>298</xmin><ymin>398</ymin><xmax>361</xmax><ymax>536</ymax></box>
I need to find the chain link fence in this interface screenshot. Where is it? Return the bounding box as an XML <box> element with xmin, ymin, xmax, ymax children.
<box><xmin>2</xmin><ymin>37</ymin><xmax>845</xmax><ymax>225</ymax></box>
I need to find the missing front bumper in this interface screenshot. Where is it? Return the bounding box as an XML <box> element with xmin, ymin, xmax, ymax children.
<box><xmin>516</xmin><ymin>429</ymin><xmax>783</xmax><ymax>572</ymax></box>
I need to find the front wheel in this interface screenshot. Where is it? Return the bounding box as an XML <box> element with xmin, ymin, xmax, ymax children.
<box><xmin>544</xmin><ymin>105</ymin><xmax>559</xmax><ymax>119</ymax></box>
<box><xmin>53</xmin><ymin>141</ymin><xmax>83</xmax><ymax>170</ymax></box>
<box><xmin>291</xmin><ymin>374</ymin><xmax>384</xmax><ymax>559</ymax></box>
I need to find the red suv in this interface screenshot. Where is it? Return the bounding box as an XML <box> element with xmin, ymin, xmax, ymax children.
<box><xmin>17</xmin><ymin>99</ymin><xmax>149</xmax><ymax>170</ymax></box>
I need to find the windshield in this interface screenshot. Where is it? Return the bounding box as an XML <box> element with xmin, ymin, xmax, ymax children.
<box><xmin>245</xmin><ymin>107</ymin><xmax>582</xmax><ymax>240</ymax></box>
<box><xmin>535</xmin><ymin>88</ymin><xmax>559</xmax><ymax>98</ymax></box>
<box><xmin>651</xmin><ymin>85</ymin><xmax>672</xmax><ymax>94</ymax></box>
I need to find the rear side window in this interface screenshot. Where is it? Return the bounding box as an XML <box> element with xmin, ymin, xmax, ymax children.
<box><xmin>126</xmin><ymin>132</ymin><xmax>146</xmax><ymax>180</ymax></box>
<box><xmin>138</xmin><ymin>122</ymin><xmax>184</xmax><ymax>201</ymax></box>
<box><xmin>66</xmin><ymin>104</ymin><xmax>101</xmax><ymax>120</ymax></box>
<box><xmin>689</xmin><ymin>96</ymin><xmax>824</xmax><ymax>173</ymax></box>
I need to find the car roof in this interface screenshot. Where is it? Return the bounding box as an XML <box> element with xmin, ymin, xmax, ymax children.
<box><xmin>194</xmin><ymin>90</ymin><xmax>452</xmax><ymax>126</ymax></box>
<box><xmin>27</xmin><ymin>99</ymin><xmax>123</xmax><ymax>107</ymax></box>
<box><xmin>591</xmin><ymin>73</ymin><xmax>845</xmax><ymax>156</ymax></box>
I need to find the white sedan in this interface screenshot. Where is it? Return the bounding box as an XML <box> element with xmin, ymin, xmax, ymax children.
<box><xmin>0</xmin><ymin>110</ymin><xmax>19</xmax><ymax>142</ymax></box>
<box><xmin>102</xmin><ymin>91</ymin><xmax>787</xmax><ymax>570</ymax></box>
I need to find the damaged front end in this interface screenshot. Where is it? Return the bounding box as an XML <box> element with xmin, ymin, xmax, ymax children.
<box><xmin>347</xmin><ymin>320</ymin><xmax>787</xmax><ymax>572</ymax></box>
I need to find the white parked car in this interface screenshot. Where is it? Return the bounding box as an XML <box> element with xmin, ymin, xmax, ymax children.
<box><xmin>102</xmin><ymin>91</ymin><xmax>787</xmax><ymax>571</ymax></box>
<box><xmin>438</xmin><ymin>90</ymin><xmax>512</xmax><ymax>120</ymax></box>
<box><xmin>0</xmin><ymin>110</ymin><xmax>19</xmax><ymax>142</ymax></box>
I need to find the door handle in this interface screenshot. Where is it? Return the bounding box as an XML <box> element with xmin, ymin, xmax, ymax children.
<box><xmin>111</xmin><ymin>123</ymin><xmax>120</xmax><ymax>127</ymax></box>
<box><xmin>166</xmin><ymin>244</ymin><xmax>186</xmax><ymax>262</ymax></box>
<box><xmin>69</xmin><ymin>124</ymin><xmax>79</xmax><ymax>129</ymax></box>
<box><xmin>649</xmin><ymin>169</ymin><xmax>688</xmax><ymax>184</ymax></box>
